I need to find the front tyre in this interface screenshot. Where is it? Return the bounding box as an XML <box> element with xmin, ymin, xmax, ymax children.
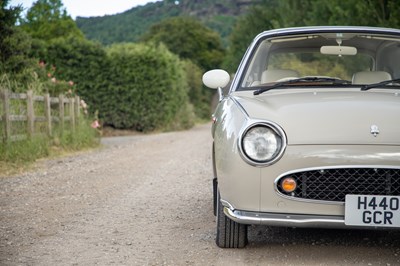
<box><xmin>216</xmin><ymin>191</ymin><xmax>248</xmax><ymax>248</ymax></box>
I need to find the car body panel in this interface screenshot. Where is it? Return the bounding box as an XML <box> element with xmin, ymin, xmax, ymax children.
<box><xmin>233</xmin><ymin>89</ymin><xmax>400</xmax><ymax>145</ymax></box>
<box><xmin>214</xmin><ymin>95</ymin><xmax>400</xmax><ymax>215</ymax></box>
<box><xmin>213</xmin><ymin>97</ymin><xmax>261</xmax><ymax>212</ymax></box>
<box><xmin>260</xmin><ymin>145</ymin><xmax>400</xmax><ymax>215</ymax></box>
<box><xmin>205</xmin><ymin>26</ymin><xmax>400</xmax><ymax>232</ymax></box>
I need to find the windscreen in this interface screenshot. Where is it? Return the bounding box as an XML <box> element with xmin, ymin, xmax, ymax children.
<box><xmin>239</xmin><ymin>33</ymin><xmax>400</xmax><ymax>89</ymax></box>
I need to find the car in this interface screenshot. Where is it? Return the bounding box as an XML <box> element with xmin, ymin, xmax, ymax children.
<box><xmin>202</xmin><ymin>26</ymin><xmax>400</xmax><ymax>248</ymax></box>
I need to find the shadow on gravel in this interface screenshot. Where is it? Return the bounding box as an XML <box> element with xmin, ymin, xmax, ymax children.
<box><xmin>248</xmin><ymin>225</ymin><xmax>400</xmax><ymax>248</ymax></box>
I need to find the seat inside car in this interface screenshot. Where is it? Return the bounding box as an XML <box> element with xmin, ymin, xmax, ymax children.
<box><xmin>261</xmin><ymin>69</ymin><xmax>300</xmax><ymax>83</ymax></box>
<box><xmin>352</xmin><ymin>71</ymin><xmax>392</xmax><ymax>84</ymax></box>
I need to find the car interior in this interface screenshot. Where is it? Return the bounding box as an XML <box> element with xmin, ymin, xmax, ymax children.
<box><xmin>240</xmin><ymin>32</ymin><xmax>400</xmax><ymax>89</ymax></box>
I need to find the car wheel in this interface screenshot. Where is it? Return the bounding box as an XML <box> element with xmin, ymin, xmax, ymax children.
<box><xmin>216</xmin><ymin>191</ymin><xmax>248</xmax><ymax>248</ymax></box>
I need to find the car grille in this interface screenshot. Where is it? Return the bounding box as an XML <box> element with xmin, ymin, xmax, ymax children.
<box><xmin>276</xmin><ymin>168</ymin><xmax>400</xmax><ymax>202</ymax></box>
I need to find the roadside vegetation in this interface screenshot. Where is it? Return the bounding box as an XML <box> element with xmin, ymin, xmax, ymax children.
<box><xmin>1</xmin><ymin>0</ymin><xmax>399</xmax><ymax>171</ymax></box>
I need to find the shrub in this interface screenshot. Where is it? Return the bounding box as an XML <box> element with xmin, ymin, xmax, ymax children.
<box><xmin>183</xmin><ymin>60</ymin><xmax>214</xmax><ymax>120</ymax></box>
<box><xmin>104</xmin><ymin>43</ymin><xmax>195</xmax><ymax>131</ymax></box>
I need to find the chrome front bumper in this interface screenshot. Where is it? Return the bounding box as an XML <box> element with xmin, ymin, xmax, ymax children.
<box><xmin>224</xmin><ymin>207</ymin><xmax>346</xmax><ymax>228</ymax></box>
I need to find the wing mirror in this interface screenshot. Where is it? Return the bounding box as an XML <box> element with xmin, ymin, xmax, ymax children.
<box><xmin>202</xmin><ymin>69</ymin><xmax>230</xmax><ymax>89</ymax></box>
<box><xmin>202</xmin><ymin>69</ymin><xmax>230</xmax><ymax>101</ymax></box>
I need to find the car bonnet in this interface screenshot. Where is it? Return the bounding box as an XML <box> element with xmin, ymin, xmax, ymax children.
<box><xmin>232</xmin><ymin>89</ymin><xmax>400</xmax><ymax>145</ymax></box>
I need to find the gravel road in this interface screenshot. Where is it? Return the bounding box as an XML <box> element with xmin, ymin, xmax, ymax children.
<box><xmin>1</xmin><ymin>123</ymin><xmax>400</xmax><ymax>265</ymax></box>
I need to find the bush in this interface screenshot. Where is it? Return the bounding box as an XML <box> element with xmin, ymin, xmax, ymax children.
<box><xmin>183</xmin><ymin>60</ymin><xmax>213</xmax><ymax>120</ymax></box>
<box><xmin>35</xmin><ymin>38</ymin><xmax>198</xmax><ymax>132</ymax></box>
<box><xmin>104</xmin><ymin>43</ymin><xmax>195</xmax><ymax>131</ymax></box>
<box><xmin>44</xmin><ymin>36</ymin><xmax>109</xmax><ymax>99</ymax></box>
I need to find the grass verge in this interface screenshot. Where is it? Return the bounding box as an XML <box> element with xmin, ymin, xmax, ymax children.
<box><xmin>0</xmin><ymin>119</ymin><xmax>100</xmax><ymax>177</ymax></box>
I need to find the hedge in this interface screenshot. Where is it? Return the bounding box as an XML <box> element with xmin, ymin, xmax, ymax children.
<box><xmin>104</xmin><ymin>43</ymin><xmax>195</xmax><ymax>131</ymax></box>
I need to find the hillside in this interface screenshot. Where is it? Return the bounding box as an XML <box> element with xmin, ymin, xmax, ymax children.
<box><xmin>76</xmin><ymin>0</ymin><xmax>257</xmax><ymax>45</ymax></box>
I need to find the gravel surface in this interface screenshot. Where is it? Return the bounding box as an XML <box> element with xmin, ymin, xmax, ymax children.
<box><xmin>1</xmin><ymin>123</ymin><xmax>400</xmax><ymax>265</ymax></box>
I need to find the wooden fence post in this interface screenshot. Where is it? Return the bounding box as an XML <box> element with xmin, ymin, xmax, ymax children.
<box><xmin>74</xmin><ymin>95</ymin><xmax>80</xmax><ymax>125</ymax></box>
<box><xmin>70</xmin><ymin>98</ymin><xmax>75</xmax><ymax>133</ymax></box>
<box><xmin>59</xmin><ymin>94</ymin><xmax>64</xmax><ymax>135</ymax></box>
<box><xmin>1</xmin><ymin>89</ymin><xmax>11</xmax><ymax>143</ymax></box>
<box><xmin>26</xmin><ymin>90</ymin><xmax>34</xmax><ymax>139</ymax></box>
<box><xmin>44</xmin><ymin>93</ymin><xmax>52</xmax><ymax>137</ymax></box>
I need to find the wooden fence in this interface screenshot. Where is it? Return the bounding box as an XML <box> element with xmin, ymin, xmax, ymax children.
<box><xmin>0</xmin><ymin>89</ymin><xmax>81</xmax><ymax>143</ymax></box>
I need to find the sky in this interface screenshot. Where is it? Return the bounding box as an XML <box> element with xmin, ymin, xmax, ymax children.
<box><xmin>8</xmin><ymin>0</ymin><xmax>162</xmax><ymax>19</ymax></box>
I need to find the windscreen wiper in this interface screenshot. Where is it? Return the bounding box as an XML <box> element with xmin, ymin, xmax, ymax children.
<box><xmin>253</xmin><ymin>77</ymin><xmax>350</xmax><ymax>95</ymax></box>
<box><xmin>360</xmin><ymin>79</ymin><xmax>400</xmax><ymax>91</ymax></box>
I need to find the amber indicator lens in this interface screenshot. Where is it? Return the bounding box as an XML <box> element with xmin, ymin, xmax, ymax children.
<box><xmin>281</xmin><ymin>177</ymin><xmax>297</xmax><ymax>193</ymax></box>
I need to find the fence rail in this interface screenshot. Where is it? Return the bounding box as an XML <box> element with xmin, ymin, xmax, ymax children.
<box><xmin>0</xmin><ymin>89</ymin><xmax>80</xmax><ymax>143</ymax></box>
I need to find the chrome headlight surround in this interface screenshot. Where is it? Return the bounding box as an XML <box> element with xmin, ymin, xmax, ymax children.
<box><xmin>238</xmin><ymin>121</ymin><xmax>287</xmax><ymax>166</ymax></box>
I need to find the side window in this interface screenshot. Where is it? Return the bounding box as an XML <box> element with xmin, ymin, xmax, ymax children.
<box><xmin>378</xmin><ymin>43</ymin><xmax>400</xmax><ymax>79</ymax></box>
<box><xmin>240</xmin><ymin>41</ymin><xmax>271</xmax><ymax>87</ymax></box>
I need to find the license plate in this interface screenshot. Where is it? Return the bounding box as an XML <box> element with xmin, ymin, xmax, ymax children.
<box><xmin>345</xmin><ymin>195</ymin><xmax>400</xmax><ymax>227</ymax></box>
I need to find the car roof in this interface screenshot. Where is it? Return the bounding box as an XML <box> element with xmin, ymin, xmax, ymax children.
<box><xmin>255</xmin><ymin>26</ymin><xmax>400</xmax><ymax>40</ymax></box>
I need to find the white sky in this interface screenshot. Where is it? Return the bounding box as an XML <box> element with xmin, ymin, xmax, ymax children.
<box><xmin>8</xmin><ymin>0</ymin><xmax>162</xmax><ymax>19</ymax></box>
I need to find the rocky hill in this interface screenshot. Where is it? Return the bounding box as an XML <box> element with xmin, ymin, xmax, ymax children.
<box><xmin>76</xmin><ymin>0</ymin><xmax>258</xmax><ymax>45</ymax></box>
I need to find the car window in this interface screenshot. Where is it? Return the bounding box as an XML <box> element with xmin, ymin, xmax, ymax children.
<box><xmin>239</xmin><ymin>33</ymin><xmax>400</xmax><ymax>89</ymax></box>
<box><xmin>268</xmin><ymin>52</ymin><xmax>372</xmax><ymax>81</ymax></box>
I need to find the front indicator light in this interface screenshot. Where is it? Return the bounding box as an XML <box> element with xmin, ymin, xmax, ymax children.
<box><xmin>281</xmin><ymin>177</ymin><xmax>297</xmax><ymax>193</ymax></box>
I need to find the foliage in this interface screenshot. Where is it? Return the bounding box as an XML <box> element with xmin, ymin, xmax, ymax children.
<box><xmin>141</xmin><ymin>16</ymin><xmax>225</xmax><ymax>70</ymax></box>
<box><xmin>183</xmin><ymin>60</ymin><xmax>213</xmax><ymax>120</ymax></box>
<box><xmin>76</xmin><ymin>1</ymin><xmax>180</xmax><ymax>45</ymax></box>
<box><xmin>296</xmin><ymin>0</ymin><xmax>400</xmax><ymax>27</ymax></box>
<box><xmin>0</xmin><ymin>0</ymin><xmax>36</xmax><ymax>81</ymax></box>
<box><xmin>223</xmin><ymin>0</ymin><xmax>280</xmax><ymax>71</ymax></box>
<box><xmin>0</xmin><ymin>88</ymin><xmax>100</xmax><ymax>168</ymax></box>
<box><xmin>42</xmin><ymin>36</ymin><xmax>108</xmax><ymax>101</ymax></box>
<box><xmin>0</xmin><ymin>1</ymin><xmax>99</xmax><ymax>171</ymax></box>
<box><xmin>52</xmin><ymin>118</ymin><xmax>100</xmax><ymax>150</ymax></box>
<box><xmin>224</xmin><ymin>0</ymin><xmax>400</xmax><ymax>73</ymax></box>
<box><xmin>76</xmin><ymin>0</ymin><xmax>252</xmax><ymax>46</ymax></box>
<box><xmin>36</xmin><ymin>37</ymin><xmax>196</xmax><ymax>131</ymax></box>
<box><xmin>0</xmin><ymin>135</ymin><xmax>49</xmax><ymax>164</ymax></box>
<box><xmin>20</xmin><ymin>0</ymin><xmax>84</xmax><ymax>41</ymax></box>
<box><xmin>104</xmin><ymin>43</ymin><xmax>194</xmax><ymax>131</ymax></box>
<box><xmin>0</xmin><ymin>119</ymin><xmax>100</xmax><ymax>172</ymax></box>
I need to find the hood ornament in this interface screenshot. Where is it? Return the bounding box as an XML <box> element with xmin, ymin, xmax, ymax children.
<box><xmin>370</xmin><ymin>125</ymin><xmax>379</xmax><ymax>137</ymax></box>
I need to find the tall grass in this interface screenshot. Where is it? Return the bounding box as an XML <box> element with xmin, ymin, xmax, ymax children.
<box><xmin>0</xmin><ymin>135</ymin><xmax>50</xmax><ymax>163</ymax></box>
<box><xmin>0</xmin><ymin>118</ymin><xmax>100</xmax><ymax>175</ymax></box>
<box><xmin>54</xmin><ymin>119</ymin><xmax>100</xmax><ymax>151</ymax></box>
<box><xmin>0</xmin><ymin>119</ymin><xmax>100</xmax><ymax>157</ymax></box>
<box><xmin>0</xmin><ymin>78</ymin><xmax>101</xmax><ymax>175</ymax></box>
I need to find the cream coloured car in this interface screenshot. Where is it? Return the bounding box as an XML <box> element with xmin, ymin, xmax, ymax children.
<box><xmin>203</xmin><ymin>26</ymin><xmax>400</xmax><ymax>248</ymax></box>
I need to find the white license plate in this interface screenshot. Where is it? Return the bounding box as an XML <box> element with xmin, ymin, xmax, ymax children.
<box><xmin>345</xmin><ymin>195</ymin><xmax>400</xmax><ymax>227</ymax></box>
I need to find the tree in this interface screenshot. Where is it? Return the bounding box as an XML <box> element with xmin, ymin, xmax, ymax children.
<box><xmin>0</xmin><ymin>0</ymin><xmax>35</xmax><ymax>81</ymax></box>
<box><xmin>309</xmin><ymin>0</ymin><xmax>400</xmax><ymax>27</ymax></box>
<box><xmin>21</xmin><ymin>0</ymin><xmax>83</xmax><ymax>41</ymax></box>
<box><xmin>224</xmin><ymin>0</ymin><xmax>400</xmax><ymax>72</ymax></box>
<box><xmin>141</xmin><ymin>16</ymin><xmax>225</xmax><ymax>70</ymax></box>
<box><xmin>223</xmin><ymin>0</ymin><xmax>281</xmax><ymax>72</ymax></box>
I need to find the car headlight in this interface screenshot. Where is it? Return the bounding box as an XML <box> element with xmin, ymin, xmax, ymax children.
<box><xmin>240</xmin><ymin>122</ymin><xmax>286</xmax><ymax>166</ymax></box>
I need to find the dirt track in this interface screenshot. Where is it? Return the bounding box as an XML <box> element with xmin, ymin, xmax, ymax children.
<box><xmin>1</xmin><ymin>123</ymin><xmax>400</xmax><ymax>265</ymax></box>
